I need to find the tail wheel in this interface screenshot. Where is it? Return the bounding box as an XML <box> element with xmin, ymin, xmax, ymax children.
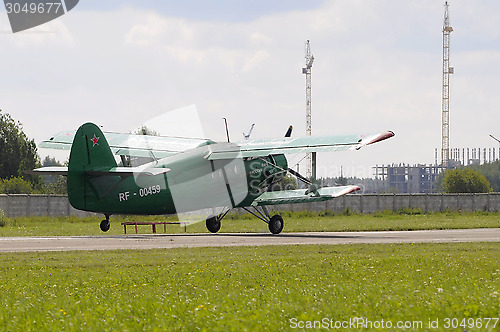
<box><xmin>206</xmin><ymin>216</ymin><xmax>221</xmax><ymax>233</ymax></box>
<box><xmin>269</xmin><ymin>215</ymin><xmax>284</xmax><ymax>234</ymax></box>
<box><xmin>100</xmin><ymin>219</ymin><xmax>110</xmax><ymax>232</ymax></box>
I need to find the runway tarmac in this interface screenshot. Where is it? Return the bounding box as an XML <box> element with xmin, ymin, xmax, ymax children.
<box><xmin>0</xmin><ymin>228</ymin><xmax>499</xmax><ymax>252</ymax></box>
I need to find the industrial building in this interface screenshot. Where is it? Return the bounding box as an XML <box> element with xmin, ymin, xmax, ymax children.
<box><xmin>373</xmin><ymin>147</ymin><xmax>500</xmax><ymax>193</ymax></box>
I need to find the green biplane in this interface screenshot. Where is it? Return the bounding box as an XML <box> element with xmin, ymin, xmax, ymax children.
<box><xmin>32</xmin><ymin>122</ymin><xmax>394</xmax><ymax>234</ymax></box>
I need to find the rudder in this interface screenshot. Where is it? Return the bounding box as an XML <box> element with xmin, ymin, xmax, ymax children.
<box><xmin>67</xmin><ymin>123</ymin><xmax>117</xmax><ymax>210</ymax></box>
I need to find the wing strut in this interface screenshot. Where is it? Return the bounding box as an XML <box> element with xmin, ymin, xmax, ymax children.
<box><xmin>287</xmin><ymin>166</ymin><xmax>319</xmax><ymax>195</ymax></box>
<box><xmin>311</xmin><ymin>152</ymin><xmax>317</xmax><ymax>183</ymax></box>
<box><xmin>287</xmin><ymin>168</ymin><xmax>311</xmax><ymax>186</ymax></box>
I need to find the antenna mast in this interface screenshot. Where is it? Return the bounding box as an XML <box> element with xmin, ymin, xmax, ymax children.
<box><xmin>303</xmin><ymin>40</ymin><xmax>314</xmax><ymax>179</ymax></box>
<box><xmin>442</xmin><ymin>1</ymin><xmax>453</xmax><ymax>169</ymax></box>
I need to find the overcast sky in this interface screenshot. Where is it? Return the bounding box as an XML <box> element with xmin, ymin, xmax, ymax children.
<box><xmin>1</xmin><ymin>0</ymin><xmax>500</xmax><ymax>178</ymax></box>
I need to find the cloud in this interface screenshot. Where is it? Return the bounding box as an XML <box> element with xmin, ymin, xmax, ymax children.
<box><xmin>4</xmin><ymin>19</ymin><xmax>74</xmax><ymax>47</ymax></box>
<box><xmin>249</xmin><ymin>32</ymin><xmax>272</xmax><ymax>44</ymax></box>
<box><xmin>2</xmin><ymin>0</ymin><xmax>500</xmax><ymax>177</ymax></box>
<box><xmin>242</xmin><ymin>50</ymin><xmax>270</xmax><ymax>72</ymax></box>
<box><xmin>125</xmin><ymin>13</ymin><xmax>169</xmax><ymax>46</ymax></box>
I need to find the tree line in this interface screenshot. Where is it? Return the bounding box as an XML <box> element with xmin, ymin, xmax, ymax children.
<box><xmin>0</xmin><ymin>110</ymin><xmax>66</xmax><ymax>194</ymax></box>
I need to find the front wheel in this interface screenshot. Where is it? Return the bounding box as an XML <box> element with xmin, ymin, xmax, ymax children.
<box><xmin>206</xmin><ymin>216</ymin><xmax>221</xmax><ymax>233</ymax></box>
<box><xmin>268</xmin><ymin>215</ymin><xmax>284</xmax><ymax>234</ymax></box>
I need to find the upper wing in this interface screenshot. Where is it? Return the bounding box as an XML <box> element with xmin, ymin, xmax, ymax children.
<box><xmin>206</xmin><ymin>131</ymin><xmax>394</xmax><ymax>160</ymax></box>
<box><xmin>39</xmin><ymin>130</ymin><xmax>211</xmax><ymax>158</ymax></box>
<box><xmin>252</xmin><ymin>185</ymin><xmax>361</xmax><ymax>206</ymax></box>
<box><xmin>40</xmin><ymin>129</ymin><xmax>393</xmax><ymax>160</ymax></box>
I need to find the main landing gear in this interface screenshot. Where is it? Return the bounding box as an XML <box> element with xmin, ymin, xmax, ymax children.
<box><xmin>100</xmin><ymin>214</ymin><xmax>111</xmax><ymax>232</ymax></box>
<box><xmin>242</xmin><ymin>206</ymin><xmax>284</xmax><ymax>234</ymax></box>
<box><xmin>205</xmin><ymin>206</ymin><xmax>284</xmax><ymax>234</ymax></box>
<box><xmin>268</xmin><ymin>214</ymin><xmax>284</xmax><ymax>234</ymax></box>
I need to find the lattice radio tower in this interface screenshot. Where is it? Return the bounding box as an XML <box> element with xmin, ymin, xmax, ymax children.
<box><xmin>302</xmin><ymin>40</ymin><xmax>314</xmax><ymax>179</ymax></box>
<box><xmin>442</xmin><ymin>1</ymin><xmax>454</xmax><ymax>169</ymax></box>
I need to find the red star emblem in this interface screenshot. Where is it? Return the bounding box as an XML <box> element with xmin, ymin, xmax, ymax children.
<box><xmin>90</xmin><ymin>134</ymin><xmax>100</xmax><ymax>147</ymax></box>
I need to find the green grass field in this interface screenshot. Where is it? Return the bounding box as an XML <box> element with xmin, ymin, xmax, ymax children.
<box><xmin>0</xmin><ymin>210</ymin><xmax>499</xmax><ymax>237</ymax></box>
<box><xmin>0</xmin><ymin>243</ymin><xmax>499</xmax><ymax>331</ymax></box>
<box><xmin>1</xmin><ymin>212</ymin><xmax>499</xmax><ymax>330</ymax></box>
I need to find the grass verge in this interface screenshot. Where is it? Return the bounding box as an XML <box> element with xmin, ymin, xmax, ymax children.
<box><xmin>0</xmin><ymin>243</ymin><xmax>498</xmax><ymax>331</ymax></box>
<box><xmin>0</xmin><ymin>210</ymin><xmax>499</xmax><ymax>237</ymax></box>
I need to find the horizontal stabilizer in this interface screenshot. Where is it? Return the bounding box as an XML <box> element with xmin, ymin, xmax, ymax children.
<box><xmin>85</xmin><ymin>167</ymin><xmax>171</xmax><ymax>177</ymax></box>
<box><xmin>252</xmin><ymin>185</ymin><xmax>361</xmax><ymax>206</ymax></box>
<box><xmin>25</xmin><ymin>166</ymin><xmax>68</xmax><ymax>176</ymax></box>
<box><xmin>28</xmin><ymin>166</ymin><xmax>170</xmax><ymax>177</ymax></box>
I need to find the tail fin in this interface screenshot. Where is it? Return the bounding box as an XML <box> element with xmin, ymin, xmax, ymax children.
<box><xmin>67</xmin><ymin>123</ymin><xmax>117</xmax><ymax>210</ymax></box>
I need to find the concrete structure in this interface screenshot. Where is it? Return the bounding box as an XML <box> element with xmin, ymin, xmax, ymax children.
<box><xmin>374</xmin><ymin>164</ymin><xmax>440</xmax><ymax>193</ymax></box>
<box><xmin>269</xmin><ymin>193</ymin><xmax>500</xmax><ymax>214</ymax></box>
<box><xmin>1</xmin><ymin>193</ymin><xmax>500</xmax><ymax>218</ymax></box>
<box><xmin>374</xmin><ymin>149</ymin><xmax>500</xmax><ymax>193</ymax></box>
<box><xmin>0</xmin><ymin>195</ymin><xmax>94</xmax><ymax>218</ymax></box>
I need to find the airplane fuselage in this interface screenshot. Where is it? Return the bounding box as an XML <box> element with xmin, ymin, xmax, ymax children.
<box><xmin>68</xmin><ymin>142</ymin><xmax>287</xmax><ymax>215</ymax></box>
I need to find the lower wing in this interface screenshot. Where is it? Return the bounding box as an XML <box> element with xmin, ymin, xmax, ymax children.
<box><xmin>252</xmin><ymin>185</ymin><xmax>361</xmax><ymax>206</ymax></box>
